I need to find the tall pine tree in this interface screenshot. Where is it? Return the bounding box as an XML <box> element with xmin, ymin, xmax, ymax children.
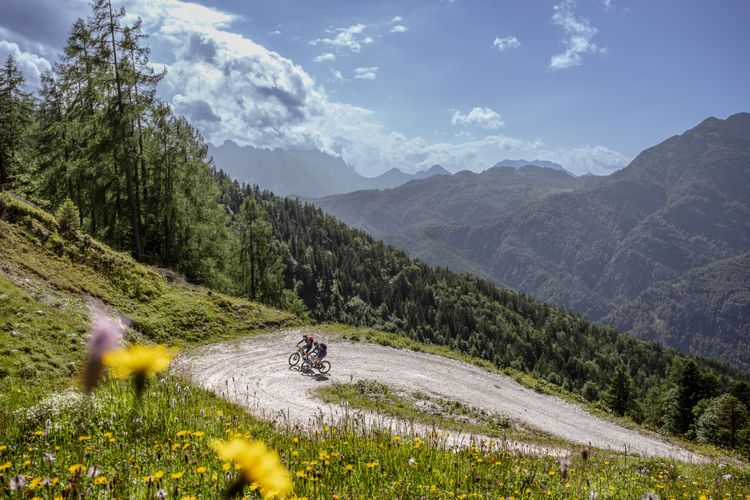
<box><xmin>0</xmin><ymin>55</ymin><xmax>32</xmax><ymax>189</ymax></box>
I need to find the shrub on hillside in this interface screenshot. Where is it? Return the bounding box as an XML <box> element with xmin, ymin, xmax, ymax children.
<box><xmin>56</xmin><ymin>198</ymin><xmax>80</xmax><ymax>237</ymax></box>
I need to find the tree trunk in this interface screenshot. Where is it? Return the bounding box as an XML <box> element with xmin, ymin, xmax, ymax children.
<box><xmin>107</xmin><ymin>0</ymin><xmax>142</xmax><ymax>260</ymax></box>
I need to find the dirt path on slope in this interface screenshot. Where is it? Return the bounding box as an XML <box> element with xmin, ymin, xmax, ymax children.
<box><xmin>172</xmin><ymin>329</ymin><xmax>702</xmax><ymax>462</ymax></box>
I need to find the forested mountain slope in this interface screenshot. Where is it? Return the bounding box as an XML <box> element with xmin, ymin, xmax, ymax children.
<box><xmin>314</xmin><ymin>114</ymin><xmax>750</xmax><ymax>370</ymax></box>
<box><xmin>314</xmin><ymin>165</ymin><xmax>583</xmax><ymax>240</ymax></box>
<box><xmin>212</xmin><ymin>174</ymin><xmax>750</xmax><ymax>431</ymax></box>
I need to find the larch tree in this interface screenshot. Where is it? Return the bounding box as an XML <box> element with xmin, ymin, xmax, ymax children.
<box><xmin>0</xmin><ymin>55</ymin><xmax>32</xmax><ymax>189</ymax></box>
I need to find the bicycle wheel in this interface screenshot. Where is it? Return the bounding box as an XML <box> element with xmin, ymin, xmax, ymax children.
<box><xmin>318</xmin><ymin>361</ymin><xmax>331</xmax><ymax>374</ymax></box>
<box><xmin>301</xmin><ymin>361</ymin><xmax>312</xmax><ymax>373</ymax></box>
<box><xmin>289</xmin><ymin>352</ymin><xmax>300</xmax><ymax>366</ymax></box>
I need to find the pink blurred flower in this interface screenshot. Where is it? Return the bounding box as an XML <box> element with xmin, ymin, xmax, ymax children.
<box><xmin>82</xmin><ymin>314</ymin><xmax>124</xmax><ymax>392</ymax></box>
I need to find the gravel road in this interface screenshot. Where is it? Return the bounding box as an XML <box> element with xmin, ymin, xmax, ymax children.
<box><xmin>173</xmin><ymin>329</ymin><xmax>702</xmax><ymax>462</ymax></box>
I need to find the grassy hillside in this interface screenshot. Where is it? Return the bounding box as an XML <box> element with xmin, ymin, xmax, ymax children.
<box><xmin>0</xmin><ymin>192</ymin><xmax>297</xmax><ymax>391</ymax></box>
<box><xmin>1</xmin><ymin>192</ymin><xmax>750</xmax><ymax>497</ymax></box>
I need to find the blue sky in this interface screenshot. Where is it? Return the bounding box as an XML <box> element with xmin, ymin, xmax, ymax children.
<box><xmin>1</xmin><ymin>0</ymin><xmax>748</xmax><ymax>175</ymax></box>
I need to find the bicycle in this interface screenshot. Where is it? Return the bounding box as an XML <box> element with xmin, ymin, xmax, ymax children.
<box><xmin>301</xmin><ymin>354</ymin><xmax>331</xmax><ymax>374</ymax></box>
<box><xmin>289</xmin><ymin>346</ymin><xmax>309</xmax><ymax>367</ymax></box>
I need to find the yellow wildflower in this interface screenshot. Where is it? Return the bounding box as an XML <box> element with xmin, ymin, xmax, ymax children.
<box><xmin>103</xmin><ymin>344</ymin><xmax>176</xmax><ymax>378</ymax></box>
<box><xmin>29</xmin><ymin>477</ymin><xmax>44</xmax><ymax>489</ymax></box>
<box><xmin>344</xmin><ymin>464</ymin><xmax>354</xmax><ymax>472</ymax></box>
<box><xmin>69</xmin><ymin>464</ymin><xmax>85</xmax><ymax>474</ymax></box>
<box><xmin>211</xmin><ymin>438</ymin><xmax>292</xmax><ymax>499</ymax></box>
<box><xmin>171</xmin><ymin>472</ymin><xmax>184</xmax><ymax>479</ymax></box>
<box><xmin>196</xmin><ymin>466</ymin><xmax>207</xmax><ymax>475</ymax></box>
<box><xmin>94</xmin><ymin>476</ymin><xmax>108</xmax><ymax>485</ymax></box>
<box><xmin>153</xmin><ymin>470</ymin><xmax>165</xmax><ymax>480</ymax></box>
<box><xmin>193</xmin><ymin>431</ymin><xmax>205</xmax><ymax>438</ymax></box>
<box><xmin>78</xmin><ymin>435</ymin><xmax>90</xmax><ymax>442</ymax></box>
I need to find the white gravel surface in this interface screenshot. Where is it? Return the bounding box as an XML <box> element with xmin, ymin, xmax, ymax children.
<box><xmin>173</xmin><ymin>329</ymin><xmax>703</xmax><ymax>462</ymax></box>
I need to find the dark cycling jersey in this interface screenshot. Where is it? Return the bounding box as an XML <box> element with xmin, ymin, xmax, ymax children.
<box><xmin>296</xmin><ymin>336</ymin><xmax>314</xmax><ymax>352</ymax></box>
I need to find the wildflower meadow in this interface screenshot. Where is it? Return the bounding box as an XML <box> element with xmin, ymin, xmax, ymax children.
<box><xmin>1</xmin><ymin>334</ymin><xmax>749</xmax><ymax>498</ymax></box>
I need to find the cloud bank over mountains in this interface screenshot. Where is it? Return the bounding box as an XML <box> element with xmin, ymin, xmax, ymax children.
<box><xmin>0</xmin><ymin>0</ymin><xmax>630</xmax><ymax>176</ymax></box>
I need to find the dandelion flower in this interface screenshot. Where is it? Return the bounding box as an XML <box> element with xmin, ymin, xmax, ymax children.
<box><xmin>68</xmin><ymin>464</ymin><xmax>84</xmax><ymax>475</ymax></box>
<box><xmin>211</xmin><ymin>438</ymin><xmax>292</xmax><ymax>499</ymax></box>
<box><xmin>103</xmin><ymin>344</ymin><xmax>176</xmax><ymax>397</ymax></box>
<box><xmin>28</xmin><ymin>476</ymin><xmax>43</xmax><ymax>490</ymax></box>
<box><xmin>104</xmin><ymin>344</ymin><xmax>175</xmax><ymax>378</ymax></box>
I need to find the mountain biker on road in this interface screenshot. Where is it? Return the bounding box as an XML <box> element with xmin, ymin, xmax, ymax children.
<box><xmin>311</xmin><ymin>342</ymin><xmax>328</xmax><ymax>365</ymax></box>
<box><xmin>296</xmin><ymin>334</ymin><xmax>315</xmax><ymax>356</ymax></box>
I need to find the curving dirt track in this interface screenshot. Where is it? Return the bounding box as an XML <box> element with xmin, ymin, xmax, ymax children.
<box><xmin>173</xmin><ymin>329</ymin><xmax>702</xmax><ymax>462</ymax></box>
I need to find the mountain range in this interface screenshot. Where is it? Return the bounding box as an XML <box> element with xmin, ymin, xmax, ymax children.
<box><xmin>313</xmin><ymin>113</ymin><xmax>750</xmax><ymax>370</ymax></box>
<box><xmin>207</xmin><ymin>140</ymin><xmax>451</xmax><ymax>197</ymax></box>
<box><xmin>493</xmin><ymin>159</ymin><xmax>573</xmax><ymax>175</ymax></box>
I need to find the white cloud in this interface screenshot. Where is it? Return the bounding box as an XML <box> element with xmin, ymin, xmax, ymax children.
<box><xmin>313</xmin><ymin>52</ymin><xmax>335</xmax><ymax>62</ymax></box>
<box><xmin>547</xmin><ymin>145</ymin><xmax>628</xmax><ymax>175</ymax></box>
<box><xmin>0</xmin><ymin>0</ymin><xmax>628</xmax><ymax>177</ymax></box>
<box><xmin>493</xmin><ymin>36</ymin><xmax>520</xmax><ymax>51</ymax></box>
<box><xmin>270</xmin><ymin>30</ymin><xmax>281</xmax><ymax>36</ymax></box>
<box><xmin>390</xmin><ymin>25</ymin><xmax>408</xmax><ymax>33</ymax></box>
<box><xmin>451</xmin><ymin>107</ymin><xmax>505</xmax><ymax>130</ymax></box>
<box><xmin>310</xmin><ymin>23</ymin><xmax>374</xmax><ymax>54</ymax></box>
<box><xmin>354</xmin><ymin>66</ymin><xmax>378</xmax><ymax>80</ymax></box>
<box><xmin>0</xmin><ymin>40</ymin><xmax>52</xmax><ymax>89</ymax></box>
<box><xmin>329</xmin><ymin>68</ymin><xmax>345</xmax><ymax>82</ymax></box>
<box><xmin>549</xmin><ymin>0</ymin><xmax>606</xmax><ymax>70</ymax></box>
<box><xmin>390</xmin><ymin>16</ymin><xmax>403</xmax><ymax>23</ymax></box>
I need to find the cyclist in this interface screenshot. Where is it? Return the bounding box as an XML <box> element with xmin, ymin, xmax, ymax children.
<box><xmin>312</xmin><ymin>342</ymin><xmax>328</xmax><ymax>366</ymax></box>
<box><xmin>296</xmin><ymin>334</ymin><xmax>315</xmax><ymax>356</ymax></box>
